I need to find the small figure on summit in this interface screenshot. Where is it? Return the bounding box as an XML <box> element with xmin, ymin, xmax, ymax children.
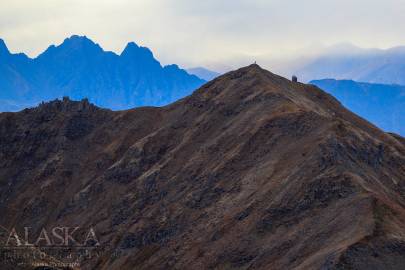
<box><xmin>292</xmin><ymin>75</ymin><xmax>298</xmax><ymax>82</ymax></box>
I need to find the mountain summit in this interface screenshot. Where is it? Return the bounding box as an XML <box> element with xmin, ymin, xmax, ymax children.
<box><xmin>0</xmin><ymin>65</ymin><xmax>404</xmax><ymax>269</ymax></box>
<box><xmin>38</xmin><ymin>35</ymin><xmax>104</xmax><ymax>58</ymax></box>
<box><xmin>0</xmin><ymin>35</ymin><xmax>205</xmax><ymax>111</ymax></box>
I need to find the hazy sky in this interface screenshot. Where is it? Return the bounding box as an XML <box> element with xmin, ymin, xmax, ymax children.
<box><xmin>1</xmin><ymin>0</ymin><xmax>405</xmax><ymax>71</ymax></box>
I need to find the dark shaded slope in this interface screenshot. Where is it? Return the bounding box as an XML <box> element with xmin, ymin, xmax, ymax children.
<box><xmin>0</xmin><ymin>65</ymin><xmax>404</xmax><ymax>270</ymax></box>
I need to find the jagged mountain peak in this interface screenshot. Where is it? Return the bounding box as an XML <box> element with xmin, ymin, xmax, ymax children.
<box><xmin>120</xmin><ymin>41</ymin><xmax>155</xmax><ymax>59</ymax></box>
<box><xmin>0</xmin><ymin>38</ymin><xmax>10</xmax><ymax>56</ymax></box>
<box><xmin>123</xmin><ymin>41</ymin><xmax>140</xmax><ymax>50</ymax></box>
<box><xmin>38</xmin><ymin>35</ymin><xmax>104</xmax><ymax>59</ymax></box>
<box><xmin>62</xmin><ymin>34</ymin><xmax>99</xmax><ymax>47</ymax></box>
<box><xmin>61</xmin><ymin>35</ymin><xmax>103</xmax><ymax>52</ymax></box>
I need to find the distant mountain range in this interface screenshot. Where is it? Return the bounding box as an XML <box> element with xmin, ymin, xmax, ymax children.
<box><xmin>0</xmin><ymin>35</ymin><xmax>205</xmax><ymax>111</ymax></box>
<box><xmin>294</xmin><ymin>44</ymin><xmax>405</xmax><ymax>85</ymax></box>
<box><xmin>311</xmin><ymin>79</ymin><xmax>405</xmax><ymax>135</ymax></box>
<box><xmin>186</xmin><ymin>67</ymin><xmax>220</xmax><ymax>81</ymax></box>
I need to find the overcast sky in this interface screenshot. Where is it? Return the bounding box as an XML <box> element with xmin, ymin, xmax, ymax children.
<box><xmin>1</xmin><ymin>0</ymin><xmax>405</xmax><ymax>71</ymax></box>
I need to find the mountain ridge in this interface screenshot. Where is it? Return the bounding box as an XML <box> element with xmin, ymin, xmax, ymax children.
<box><xmin>0</xmin><ymin>64</ymin><xmax>404</xmax><ymax>269</ymax></box>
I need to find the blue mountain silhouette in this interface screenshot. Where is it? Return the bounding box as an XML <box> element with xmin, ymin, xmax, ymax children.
<box><xmin>0</xmin><ymin>35</ymin><xmax>205</xmax><ymax>111</ymax></box>
<box><xmin>311</xmin><ymin>79</ymin><xmax>405</xmax><ymax>135</ymax></box>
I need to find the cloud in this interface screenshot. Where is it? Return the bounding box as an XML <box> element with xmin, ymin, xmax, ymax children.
<box><xmin>1</xmin><ymin>0</ymin><xmax>405</xmax><ymax>71</ymax></box>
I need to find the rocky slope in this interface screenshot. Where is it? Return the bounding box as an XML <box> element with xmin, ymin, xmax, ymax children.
<box><xmin>0</xmin><ymin>65</ymin><xmax>404</xmax><ymax>269</ymax></box>
<box><xmin>0</xmin><ymin>35</ymin><xmax>204</xmax><ymax>111</ymax></box>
